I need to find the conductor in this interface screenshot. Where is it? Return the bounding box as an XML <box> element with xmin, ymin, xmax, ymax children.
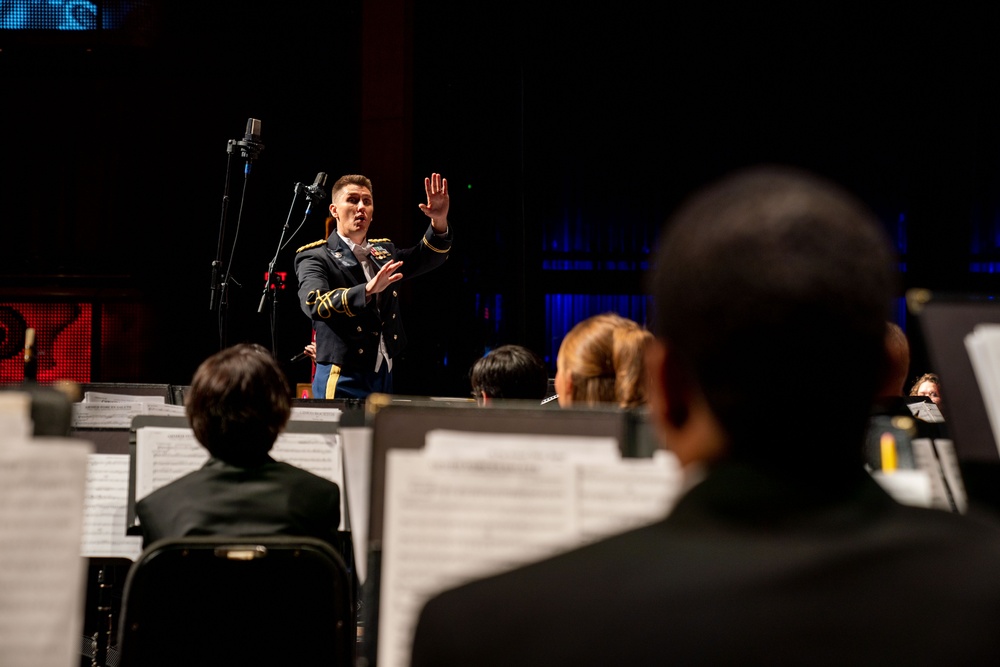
<box><xmin>294</xmin><ymin>173</ymin><xmax>453</xmax><ymax>399</ymax></box>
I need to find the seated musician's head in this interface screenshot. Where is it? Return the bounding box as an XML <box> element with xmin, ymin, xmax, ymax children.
<box><xmin>186</xmin><ymin>343</ymin><xmax>291</xmax><ymax>465</ymax></box>
<box><xmin>909</xmin><ymin>372</ymin><xmax>942</xmax><ymax>405</ymax></box>
<box><xmin>555</xmin><ymin>313</ymin><xmax>652</xmax><ymax>409</ymax></box>
<box><xmin>646</xmin><ymin>166</ymin><xmax>896</xmax><ymax>472</ymax></box>
<box><xmin>470</xmin><ymin>344</ymin><xmax>549</xmax><ymax>404</ymax></box>
<box><xmin>879</xmin><ymin>322</ymin><xmax>911</xmax><ymax>397</ymax></box>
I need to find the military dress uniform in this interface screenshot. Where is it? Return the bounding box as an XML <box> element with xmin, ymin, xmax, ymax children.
<box><xmin>294</xmin><ymin>223</ymin><xmax>452</xmax><ymax>398</ymax></box>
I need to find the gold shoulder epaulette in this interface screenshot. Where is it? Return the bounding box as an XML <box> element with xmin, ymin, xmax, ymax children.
<box><xmin>369</xmin><ymin>237</ymin><xmax>392</xmax><ymax>244</ymax></box>
<box><xmin>296</xmin><ymin>239</ymin><xmax>327</xmax><ymax>253</ymax></box>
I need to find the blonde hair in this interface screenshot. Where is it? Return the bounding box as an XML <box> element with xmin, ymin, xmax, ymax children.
<box><xmin>558</xmin><ymin>313</ymin><xmax>652</xmax><ymax>408</ymax></box>
<box><xmin>909</xmin><ymin>372</ymin><xmax>940</xmax><ymax>397</ymax></box>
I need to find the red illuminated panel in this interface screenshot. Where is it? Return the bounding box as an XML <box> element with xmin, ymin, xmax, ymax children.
<box><xmin>0</xmin><ymin>303</ymin><xmax>92</xmax><ymax>383</ymax></box>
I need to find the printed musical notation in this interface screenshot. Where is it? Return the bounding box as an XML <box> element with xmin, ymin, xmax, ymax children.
<box><xmin>82</xmin><ymin>454</ymin><xmax>143</xmax><ymax>561</ymax></box>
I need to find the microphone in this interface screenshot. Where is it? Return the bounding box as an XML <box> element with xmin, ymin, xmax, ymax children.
<box><xmin>244</xmin><ymin>118</ymin><xmax>262</xmax><ymax>143</ymax></box>
<box><xmin>234</xmin><ymin>117</ymin><xmax>264</xmax><ymax>164</ymax></box>
<box><xmin>304</xmin><ymin>172</ymin><xmax>328</xmax><ymax>201</ymax></box>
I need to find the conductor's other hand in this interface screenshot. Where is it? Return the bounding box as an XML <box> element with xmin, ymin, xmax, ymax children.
<box><xmin>366</xmin><ymin>260</ymin><xmax>404</xmax><ymax>298</ymax></box>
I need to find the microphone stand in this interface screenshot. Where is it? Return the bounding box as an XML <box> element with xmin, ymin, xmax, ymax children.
<box><xmin>259</xmin><ymin>178</ymin><xmax>326</xmax><ymax>357</ymax></box>
<box><xmin>210</xmin><ymin>123</ymin><xmax>263</xmax><ymax>349</ymax></box>
<box><xmin>259</xmin><ymin>181</ymin><xmax>305</xmax><ymax>356</ymax></box>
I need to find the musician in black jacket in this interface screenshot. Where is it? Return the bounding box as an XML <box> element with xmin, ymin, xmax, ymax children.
<box><xmin>411</xmin><ymin>167</ymin><xmax>1000</xmax><ymax>666</ymax></box>
<box><xmin>294</xmin><ymin>173</ymin><xmax>452</xmax><ymax>399</ymax></box>
<box><xmin>136</xmin><ymin>344</ymin><xmax>341</xmax><ymax>550</ymax></box>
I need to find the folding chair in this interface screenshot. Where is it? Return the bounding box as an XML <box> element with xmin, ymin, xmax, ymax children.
<box><xmin>118</xmin><ymin>536</ymin><xmax>354</xmax><ymax>666</ymax></box>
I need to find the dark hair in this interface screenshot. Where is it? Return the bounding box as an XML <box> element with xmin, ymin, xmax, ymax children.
<box><xmin>470</xmin><ymin>345</ymin><xmax>549</xmax><ymax>401</ymax></box>
<box><xmin>879</xmin><ymin>322</ymin><xmax>910</xmax><ymax>397</ymax></box>
<box><xmin>331</xmin><ymin>174</ymin><xmax>373</xmax><ymax>197</ymax></box>
<box><xmin>186</xmin><ymin>343</ymin><xmax>291</xmax><ymax>465</ymax></box>
<box><xmin>648</xmin><ymin>166</ymin><xmax>896</xmax><ymax>468</ymax></box>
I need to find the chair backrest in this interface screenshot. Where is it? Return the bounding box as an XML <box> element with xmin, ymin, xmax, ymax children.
<box><xmin>118</xmin><ymin>536</ymin><xmax>354</xmax><ymax>666</ymax></box>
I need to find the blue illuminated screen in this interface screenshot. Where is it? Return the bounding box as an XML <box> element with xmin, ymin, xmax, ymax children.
<box><xmin>0</xmin><ymin>1</ymin><xmax>146</xmax><ymax>30</ymax></box>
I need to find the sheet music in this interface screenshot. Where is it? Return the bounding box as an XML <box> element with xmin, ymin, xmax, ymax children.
<box><xmin>141</xmin><ymin>403</ymin><xmax>187</xmax><ymax>416</ymax></box>
<box><xmin>134</xmin><ymin>427</ymin><xmax>205</xmax><ymax>501</ymax></box>
<box><xmin>272</xmin><ymin>432</ymin><xmax>346</xmax><ymax>531</ymax></box>
<box><xmin>965</xmin><ymin>324</ymin><xmax>1000</xmax><ymax>455</ymax></box>
<box><xmin>0</xmin><ymin>438</ymin><xmax>92</xmax><ymax>667</ymax></box>
<box><xmin>134</xmin><ymin>427</ymin><xmax>346</xmax><ymax>530</ymax></box>
<box><xmin>290</xmin><ymin>406</ymin><xmax>343</xmax><ymax>422</ymax></box>
<box><xmin>73</xmin><ymin>402</ymin><xmax>148</xmax><ymax>428</ymax></box>
<box><xmin>932</xmin><ymin>439</ymin><xmax>968</xmax><ymax>513</ymax></box>
<box><xmin>83</xmin><ymin>391</ymin><xmax>166</xmax><ymax>404</ymax></box>
<box><xmin>82</xmin><ymin>454</ymin><xmax>143</xmax><ymax>560</ymax></box>
<box><xmin>424</xmin><ymin>429</ymin><xmax>621</xmax><ymax>463</ymax></box>
<box><xmin>907</xmin><ymin>400</ymin><xmax>945</xmax><ymax>424</ymax></box>
<box><xmin>870</xmin><ymin>469</ymin><xmax>933</xmax><ymax>507</ymax></box>
<box><xmin>577</xmin><ymin>451</ymin><xmax>683</xmax><ymax>541</ymax></box>
<box><xmin>377</xmin><ymin>430</ymin><xmax>687</xmax><ymax>667</ymax></box>
<box><xmin>341</xmin><ymin>427</ymin><xmax>373</xmax><ymax>582</ymax></box>
<box><xmin>910</xmin><ymin>438</ymin><xmax>968</xmax><ymax>513</ymax></box>
<box><xmin>378</xmin><ymin>449</ymin><xmax>578</xmax><ymax>667</ymax></box>
<box><xmin>0</xmin><ymin>391</ymin><xmax>33</xmax><ymax>439</ymax></box>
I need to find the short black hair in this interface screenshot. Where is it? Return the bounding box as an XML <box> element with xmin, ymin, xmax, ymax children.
<box><xmin>186</xmin><ymin>343</ymin><xmax>291</xmax><ymax>465</ymax></box>
<box><xmin>649</xmin><ymin>166</ymin><xmax>896</xmax><ymax>468</ymax></box>
<box><xmin>470</xmin><ymin>345</ymin><xmax>549</xmax><ymax>401</ymax></box>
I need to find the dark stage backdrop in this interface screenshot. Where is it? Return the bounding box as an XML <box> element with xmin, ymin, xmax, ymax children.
<box><xmin>3</xmin><ymin>3</ymin><xmax>1000</xmax><ymax>395</ymax></box>
<box><xmin>409</xmin><ymin>4</ymin><xmax>1000</xmax><ymax>394</ymax></box>
<box><xmin>0</xmin><ymin>0</ymin><xmax>362</xmax><ymax>388</ymax></box>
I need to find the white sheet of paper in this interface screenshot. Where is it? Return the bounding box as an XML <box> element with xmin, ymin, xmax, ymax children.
<box><xmin>134</xmin><ymin>426</ymin><xmax>205</xmax><ymax>502</ymax></box>
<box><xmin>141</xmin><ymin>403</ymin><xmax>187</xmax><ymax>416</ymax></box>
<box><xmin>0</xmin><ymin>438</ymin><xmax>92</xmax><ymax>667</ymax></box>
<box><xmin>907</xmin><ymin>400</ymin><xmax>945</xmax><ymax>424</ymax></box>
<box><xmin>965</xmin><ymin>324</ymin><xmax>1000</xmax><ymax>455</ymax></box>
<box><xmin>134</xmin><ymin>427</ymin><xmax>347</xmax><ymax>530</ymax></box>
<box><xmin>378</xmin><ymin>450</ymin><xmax>578</xmax><ymax>667</ymax></box>
<box><xmin>0</xmin><ymin>392</ymin><xmax>32</xmax><ymax>440</ymax></box>
<box><xmin>83</xmin><ymin>392</ymin><xmax>166</xmax><ymax>404</ymax></box>
<box><xmin>82</xmin><ymin>454</ymin><xmax>143</xmax><ymax>560</ymax></box>
<box><xmin>910</xmin><ymin>438</ymin><xmax>968</xmax><ymax>514</ymax></box>
<box><xmin>340</xmin><ymin>426</ymin><xmax>372</xmax><ymax>583</ymax></box>
<box><xmin>424</xmin><ymin>429</ymin><xmax>621</xmax><ymax>463</ymax></box>
<box><xmin>871</xmin><ymin>469</ymin><xmax>933</xmax><ymax>507</ymax></box>
<box><xmin>72</xmin><ymin>402</ymin><xmax>147</xmax><ymax>429</ymax></box>
<box><xmin>576</xmin><ymin>452</ymin><xmax>683</xmax><ymax>542</ymax></box>
<box><xmin>271</xmin><ymin>432</ymin><xmax>346</xmax><ymax>531</ymax></box>
<box><xmin>290</xmin><ymin>406</ymin><xmax>343</xmax><ymax>422</ymax></box>
<box><xmin>0</xmin><ymin>414</ymin><xmax>32</xmax><ymax>441</ymax></box>
<box><xmin>73</xmin><ymin>401</ymin><xmax>185</xmax><ymax>428</ymax></box>
<box><xmin>932</xmin><ymin>439</ymin><xmax>968</xmax><ymax>514</ymax></box>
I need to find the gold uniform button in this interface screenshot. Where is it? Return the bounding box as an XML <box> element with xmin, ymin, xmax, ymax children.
<box><xmin>356</xmin><ymin>326</ymin><xmax>362</xmax><ymax>332</ymax></box>
<box><xmin>392</xmin><ymin>313</ymin><xmax>396</xmax><ymax>319</ymax></box>
<box><xmin>392</xmin><ymin>291</ymin><xmax>398</xmax><ymax>297</ymax></box>
<box><xmin>358</xmin><ymin>349</ymin><xmax>364</xmax><ymax>354</ymax></box>
<box><xmin>393</xmin><ymin>334</ymin><xmax>398</xmax><ymax>340</ymax></box>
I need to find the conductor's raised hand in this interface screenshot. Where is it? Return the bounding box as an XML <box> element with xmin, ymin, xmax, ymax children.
<box><xmin>418</xmin><ymin>172</ymin><xmax>450</xmax><ymax>233</ymax></box>
<box><xmin>366</xmin><ymin>260</ymin><xmax>404</xmax><ymax>298</ymax></box>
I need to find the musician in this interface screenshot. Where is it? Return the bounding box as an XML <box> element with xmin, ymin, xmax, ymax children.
<box><xmin>136</xmin><ymin>344</ymin><xmax>341</xmax><ymax>549</ymax></box>
<box><xmin>411</xmin><ymin>167</ymin><xmax>1000</xmax><ymax>665</ymax></box>
<box><xmin>470</xmin><ymin>344</ymin><xmax>549</xmax><ymax>404</ymax></box>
